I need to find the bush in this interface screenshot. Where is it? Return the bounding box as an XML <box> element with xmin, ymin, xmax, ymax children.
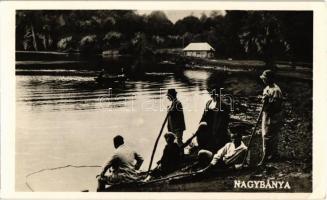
<box><xmin>57</xmin><ymin>36</ymin><xmax>74</xmax><ymax>51</ymax></box>
<box><xmin>79</xmin><ymin>35</ymin><xmax>101</xmax><ymax>54</ymax></box>
<box><xmin>103</xmin><ymin>31</ymin><xmax>122</xmax><ymax>49</ymax></box>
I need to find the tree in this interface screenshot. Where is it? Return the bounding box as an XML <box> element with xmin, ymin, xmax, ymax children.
<box><xmin>146</xmin><ymin>11</ymin><xmax>173</xmax><ymax>36</ymax></box>
<box><xmin>115</xmin><ymin>11</ymin><xmax>145</xmax><ymax>39</ymax></box>
<box><xmin>276</xmin><ymin>11</ymin><xmax>313</xmax><ymax>62</ymax></box>
<box><xmin>57</xmin><ymin>36</ymin><xmax>74</xmax><ymax>51</ymax></box>
<box><xmin>151</xmin><ymin>35</ymin><xmax>165</xmax><ymax>48</ymax></box>
<box><xmin>16</xmin><ymin>10</ymin><xmax>67</xmax><ymax>51</ymax></box>
<box><xmin>15</xmin><ymin>10</ymin><xmax>312</xmax><ymax>63</ymax></box>
<box><xmin>222</xmin><ymin>11</ymin><xmax>248</xmax><ymax>59</ymax></box>
<box><xmin>239</xmin><ymin>12</ymin><xmax>290</xmax><ymax>68</ymax></box>
<box><xmin>174</xmin><ymin>16</ymin><xmax>202</xmax><ymax>35</ymax></box>
<box><xmin>16</xmin><ymin>11</ymin><xmax>43</xmax><ymax>51</ymax></box>
<box><xmin>200</xmin><ymin>12</ymin><xmax>208</xmax><ymax>24</ymax></box>
<box><xmin>80</xmin><ymin>34</ymin><xmax>101</xmax><ymax>54</ymax></box>
<box><xmin>103</xmin><ymin>31</ymin><xmax>122</xmax><ymax>49</ymax></box>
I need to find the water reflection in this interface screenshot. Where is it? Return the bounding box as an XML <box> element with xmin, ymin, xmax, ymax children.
<box><xmin>16</xmin><ymin>69</ymin><xmax>270</xmax><ymax>191</ymax></box>
<box><xmin>16</xmin><ymin>70</ymin><xmax>211</xmax><ymax>112</ymax></box>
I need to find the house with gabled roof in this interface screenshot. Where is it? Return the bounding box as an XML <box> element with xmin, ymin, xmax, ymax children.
<box><xmin>183</xmin><ymin>42</ymin><xmax>215</xmax><ymax>58</ymax></box>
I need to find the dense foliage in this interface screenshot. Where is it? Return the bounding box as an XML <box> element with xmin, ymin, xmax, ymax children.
<box><xmin>16</xmin><ymin>10</ymin><xmax>313</xmax><ymax>62</ymax></box>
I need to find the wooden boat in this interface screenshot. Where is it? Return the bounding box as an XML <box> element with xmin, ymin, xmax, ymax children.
<box><xmin>103</xmin><ymin>165</ymin><xmax>258</xmax><ymax>192</ymax></box>
<box><xmin>95</xmin><ymin>74</ymin><xmax>127</xmax><ymax>84</ymax></box>
<box><xmin>98</xmin><ymin>119</ymin><xmax>262</xmax><ymax>192</ymax></box>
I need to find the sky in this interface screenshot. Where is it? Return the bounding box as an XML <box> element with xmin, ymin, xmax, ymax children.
<box><xmin>137</xmin><ymin>10</ymin><xmax>226</xmax><ymax>24</ymax></box>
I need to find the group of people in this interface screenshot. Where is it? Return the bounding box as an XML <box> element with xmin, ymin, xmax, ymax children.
<box><xmin>97</xmin><ymin>70</ymin><xmax>283</xmax><ymax>191</ymax></box>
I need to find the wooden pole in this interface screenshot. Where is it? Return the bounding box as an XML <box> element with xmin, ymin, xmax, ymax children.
<box><xmin>147</xmin><ymin>103</ymin><xmax>172</xmax><ymax>174</ymax></box>
<box><xmin>241</xmin><ymin>100</ymin><xmax>266</xmax><ymax>166</ymax></box>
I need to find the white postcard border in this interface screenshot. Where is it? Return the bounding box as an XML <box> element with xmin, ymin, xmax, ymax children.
<box><xmin>1</xmin><ymin>1</ymin><xmax>326</xmax><ymax>199</ymax></box>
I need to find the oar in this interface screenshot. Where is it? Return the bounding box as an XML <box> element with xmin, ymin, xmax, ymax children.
<box><xmin>180</xmin><ymin>128</ymin><xmax>203</xmax><ymax>149</ymax></box>
<box><xmin>241</xmin><ymin>100</ymin><xmax>267</xmax><ymax>166</ymax></box>
<box><xmin>142</xmin><ymin>171</ymin><xmax>200</xmax><ymax>185</ymax></box>
<box><xmin>180</xmin><ymin>133</ymin><xmax>198</xmax><ymax>149</ymax></box>
<box><xmin>147</xmin><ymin>103</ymin><xmax>173</xmax><ymax>174</ymax></box>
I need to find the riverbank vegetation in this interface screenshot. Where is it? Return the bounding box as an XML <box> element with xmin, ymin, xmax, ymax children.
<box><xmin>16</xmin><ymin>10</ymin><xmax>313</xmax><ymax>67</ymax></box>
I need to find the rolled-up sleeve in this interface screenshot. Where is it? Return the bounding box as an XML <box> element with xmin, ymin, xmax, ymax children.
<box><xmin>211</xmin><ymin>154</ymin><xmax>220</xmax><ymax>166</ymax></box>
<box><xmin>210</xmin><ymin>144</ymin><xmax>228</xmax><ymax>165</ymax></box>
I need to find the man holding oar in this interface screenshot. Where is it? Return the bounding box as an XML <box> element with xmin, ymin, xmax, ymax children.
<box><xmin>166</xmin><ymin>89</ymin><xmax>186</xmax><ymax>148</ymax></box>
<box><xmin>146</xmin><ymin>89</ymin><xmax>185</xmax><ymax>175</ymax></box>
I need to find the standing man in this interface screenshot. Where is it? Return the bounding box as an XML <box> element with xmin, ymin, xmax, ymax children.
<box><xmin>97</xmin><ymin>135</ymin><xmax>144</xmax><ymax>191</ymax></box>
<box><xmin>166</xmin><ymin>89</ymin><xmax>186</xmax><ymax>147</ymax></box>
<box><xmin>259</xmin><ymin>70</ymin><xmax>283</xmax><ymax>165</ymax></box>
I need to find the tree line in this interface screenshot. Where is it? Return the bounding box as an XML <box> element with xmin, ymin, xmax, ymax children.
<box><xmin>16</xmin><ymin>10</ymin><xmax>313</xmax><ymax>63</ymax></box>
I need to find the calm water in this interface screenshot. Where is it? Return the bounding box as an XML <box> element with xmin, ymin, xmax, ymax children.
<box><xmin>16</xmin><ymin>66</ymin><xmax>274</xmax><ymax>192</ymax></box>
<box><xmin>16</xmin><ymin>69</ymin><xmax>229</xmax><ymax>191</ymax></box>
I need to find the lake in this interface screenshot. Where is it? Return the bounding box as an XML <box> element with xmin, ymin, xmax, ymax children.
<box><xmin>16</xmin><ymin>67</ymin><xmax>311</xmax><ymax>192</ymax></box>
<box><xmin>16</xmin><ymin>69</ymin><xmax>228</xmax><ymax>191</ymax></box>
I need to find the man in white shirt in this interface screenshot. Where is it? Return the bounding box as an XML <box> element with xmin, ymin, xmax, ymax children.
<box><xmin>198</xmin><ymin>132</ymin><xmax>247</xmax><ymax>172</ymax></box>
<box><xmin>97</xmin><ymin>135</ymin><xmax>144</xmax><ymax>191</ymax></box>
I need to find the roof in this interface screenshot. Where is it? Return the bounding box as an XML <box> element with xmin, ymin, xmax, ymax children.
<box><xmin>183</xmin><ymin>42</ymin><xmax>215</xmax><ymax>51</ymax></box>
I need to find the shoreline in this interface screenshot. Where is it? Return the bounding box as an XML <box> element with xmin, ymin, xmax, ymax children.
<box><xmin>15</xmin><ymin>58</ymin><xmax>312</xmax><ymax>81</ymax></box>
<box><xmin>15</xmin><ymin>50</ymin><xmax>312</xmax><ymax>82</ymax></box>
<box><xmin>184</xmin><ymin>65</ymin><xmax>312</xmax><ymax>81</ymax></box>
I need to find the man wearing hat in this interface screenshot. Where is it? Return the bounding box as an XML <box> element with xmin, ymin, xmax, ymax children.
<box><xmin>259</xmin><ymin>70</ymin><xmax>283</xmax><ymax>165</ymax></box>
<box><xmin>166</xmin><ymin>89</ymin><xmax>186</xmax><ymax>147</ymax></box>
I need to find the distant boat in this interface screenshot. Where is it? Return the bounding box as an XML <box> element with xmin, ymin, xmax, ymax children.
<box><xmin>157</xmin><ymin>60</ymin><xmax>176</xmax><ymax>68</ymax></box>
<box><xmin>150</xmin><ymin>60</ymin><xmax>180</xmax><ymax>73</ymax></box>
<box><xmin>95</xmin><ymin>73</ymin><xmax>127</xmax><ymax>84</ymax></box>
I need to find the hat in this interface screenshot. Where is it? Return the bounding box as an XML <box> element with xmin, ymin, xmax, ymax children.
<box><xmin>230</xmin><ymin>131</ymin><xmax>243</xmax><ymax>139</ymax></box>
<box><xmin>167</xmin><ymin>89</ymin><xmax>177</xmax><ymax>96</ymax></box>
<box><xmin>164</xmin><ymin>132</ymin><xmax>176</xmax><ymax>140</ymax></box>
<box><xmin>229</xmin><ymin>122</ymin><xmax>251</xmax><ymax>136</ymax></box>
<box><xmin>260</xmin><ymin>70</ymin><xmax>274</xmax><ymax>81</ymax></box>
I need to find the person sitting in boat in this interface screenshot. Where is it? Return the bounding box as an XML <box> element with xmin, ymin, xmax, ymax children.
<box><xmin>146</xmin><ymin>132</ymin><xmax>181</xmax><ymax>180</ymax></box>
<box><xmin>195</xmin><ymin>122</ymin><xmax>210</xmax><ymax>151</ymax></box>
<box><xmin>200</xmin><ymin>78</ymin><xmax>231</xmax><ymax>153</ymax></box>
<box><xmin>97</xmin><ymin>135</ymin><xmax>144</xmax><ymax>191</ymax></box>
<box><xmin>158</xmin><ymin>132</ymin><xmax>181</xmax><ymax>173</ymax></box>
<box><xmin>198</xmin><ymin>131</ymin><xmax>247</xmax><ymax>173</ymax></box>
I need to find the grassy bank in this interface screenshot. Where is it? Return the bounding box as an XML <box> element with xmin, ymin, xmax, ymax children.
<box><xmin>182</xmin><ymin>57</ymin><xmax>312</xmax><ymax>81</ymax></box>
